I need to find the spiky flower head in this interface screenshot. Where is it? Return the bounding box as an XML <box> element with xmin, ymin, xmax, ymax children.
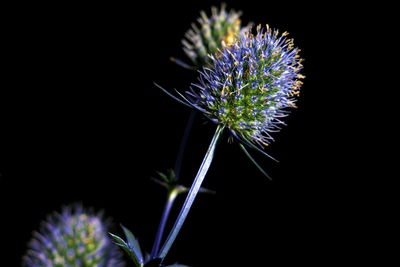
<box><xmin>186</xmin><ymin>25</ymin><xmax>304</xmax><ymax>149</ymax></box>
<box><xmin>182</xmin><ymin>3</ymin><xmax>249</xmax><ymax>68</ymax></box>
<box><xmin>23</xmin><ymin>205</ymin><xmax>125</xmax><ymax>267</ymax></box>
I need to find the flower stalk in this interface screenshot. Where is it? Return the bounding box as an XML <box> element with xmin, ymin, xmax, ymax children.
<box><xmin>150</xmin><ymin>185</ymin><xmax>186</xmax><ymax>259</ymax></box>
<box><xmin>158</xmin><ymin>125</ymin><xmax>224</xmax><ymax>260</ymax></box>
<box><xmin>150</xmin><ymin>109</ymin><xmax>196</xmax><ymax>260</ymax></box>
<box><xmin>173</xmin><ymin>110</ymin><xmax>196</xmax><ymax>182</ymax></box>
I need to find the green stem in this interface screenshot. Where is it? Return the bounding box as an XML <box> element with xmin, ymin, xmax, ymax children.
<box><xmin>158</xmin><ymin>125</ymin><xmax>224</xmax><ymax>260</ymax></box>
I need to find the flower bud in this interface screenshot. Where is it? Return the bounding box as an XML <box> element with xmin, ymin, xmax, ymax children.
<box><xmin>182</xmin><ymin>4</ymin><xmax>249</xmax><ymax>67</ymax></box>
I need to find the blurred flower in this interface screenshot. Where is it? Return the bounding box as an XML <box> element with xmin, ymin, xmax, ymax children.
<box><xmin>182</xmin><ymin>3</ymin><xmax>250</xmax><ymax>68</ymax></box>
<box><xmin>23</xmin><ymin>204</ymin><xmax>125</xmax><ymax>267</ymax></box>
<box><xmin>185</xmin><ymin>24</ymin><xmax>304</xmax><ymax>152</ymax></box>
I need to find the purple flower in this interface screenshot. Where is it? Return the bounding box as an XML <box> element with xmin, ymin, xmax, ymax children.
<box><xmin>186</xmin><ymin>25</ymin><xmax>304</xmax><ymax>150</ymax></box>
<box><xmin>23</xmin><ymin>205</ymin><xmax>125</xmax><ymax>267</ymax></box>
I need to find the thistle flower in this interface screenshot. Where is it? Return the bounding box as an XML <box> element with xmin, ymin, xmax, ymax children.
<box><xmin>155</xmin><ymin>25</ymin><xmax>305</xmax><ymax>258</ymax></box>
<box><xmin>181</xmin><ymin>3</ymin><xmax>250</xmax><ymax>68</ymax></box>
<box><xmin>23</xmin><ymin>205</ymin><xmax>125</xmax><ymax>267</ymax></box>
<box><xmin>185</xmin><ymin>24</ymin><xmax>304</xmax><ymax>154</ymax></box>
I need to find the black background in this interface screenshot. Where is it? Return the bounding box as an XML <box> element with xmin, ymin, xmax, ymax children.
<box><xmin>0</xmin><ymin>1</ymin><xmax>385</xmax><ymax>266</ymax></box>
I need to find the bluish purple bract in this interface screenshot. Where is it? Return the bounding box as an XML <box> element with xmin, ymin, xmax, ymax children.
<box><xmin>186</xmin><ymin>25</ymin><xmax>304</xmax><ymax>148</ymax></box>
<box><xmin>23</xmin><ymin>205</ymin><xmax>125</xmax><ymax>267</ymax></box>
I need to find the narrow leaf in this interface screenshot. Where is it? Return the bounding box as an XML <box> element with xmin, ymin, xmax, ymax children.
<box><xmin>154</xmin><ymin>82</ymin><xmax>193</xmax><ymax>109</ymax></box>
<box><xmin>231</xmin><ymin>131</ymin><xmax>279</xmax><ymax>162</ymax></box>
<box><xmin>157</xmin><ymin>171</ymin><xmax>169</xmax><ymax>183</ymax></box>
<box><xmin>121</xmin><ymin>225</ymin><xmax>144</xmax><ymax>263</ymax></box>
<box><xmin>170</xmin><ymin>57</ymin><xmax>196</xmax><ymax>70</ymax></box>
<box><xmin>109</xmin><ymin>233</ymin><xmax>128</xmax><ymax>247</ymax></box>
<box><xmin>239</xmin><ymin>143</ymin><xmax>272</xmax><ymax>180</ymax></box>
<box><xmin>174</xmin><ymin>89</ymin><xmax>210</xmax><ymax>115</ymax></box>
<box><xmin>110</xmin><ymin>231</ymin><xmax>143</xmax><ymax>267</ymax></box>
<box><xmin>198</xmin><ymin>186</ymin><xmax>216</xmax><ymax>195</ymax></box>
